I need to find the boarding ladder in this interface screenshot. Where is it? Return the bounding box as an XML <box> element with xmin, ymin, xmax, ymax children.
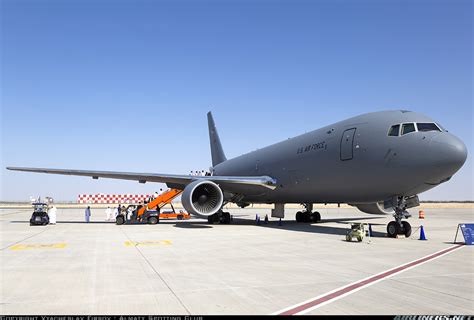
<box><xmin>137</xmin><ymin>189</ymin><xmax>182</xmax><ymax>218</ymax></box>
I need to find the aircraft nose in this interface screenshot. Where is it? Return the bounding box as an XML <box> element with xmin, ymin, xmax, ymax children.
<box><xmin>429</xmin><ymin>133</ymin><xmax>468</xmax><ymax>172</ymax></box>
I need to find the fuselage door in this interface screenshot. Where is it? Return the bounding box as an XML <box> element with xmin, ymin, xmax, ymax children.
<box><xmin>340</xmin><ymin>128</ymin><xmax>356</xmax><ymax>161</ymax></box>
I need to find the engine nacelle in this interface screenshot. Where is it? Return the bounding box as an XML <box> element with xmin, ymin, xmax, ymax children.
<box><xmin>351</xmin><ymin>201</ymin><xmax>394</xmax><ymax>215</ymax></box>
<box><xmin>182</xmin><ymin>180</ymin><xmax>224</xmax><ymax>217</ymax></box>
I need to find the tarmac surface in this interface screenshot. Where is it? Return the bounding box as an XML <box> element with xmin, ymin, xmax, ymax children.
<box><xmin>1</xmin><ymin>207</ymin><xmax>473</xmax><ymax>315</ymax></box>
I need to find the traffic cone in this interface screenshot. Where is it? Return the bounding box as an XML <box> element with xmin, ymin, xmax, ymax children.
<box><xmin>264</xmin><ymin>214</ymin><xmax>269</xmax><ymax>224</ymax></box>
<box><xmin>419</xmin><ymin>225</ymin><xmax>427</xmax><ymax>240</ymax></box>
<box><xmin>368</xmin><ymin>224</ymin><xmax>373</xmax><ymax>237</ymax></box>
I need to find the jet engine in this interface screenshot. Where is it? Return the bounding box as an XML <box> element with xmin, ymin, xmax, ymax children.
<box><xmin>181</xmin><ymin>180</ymin><xmax>224</xmax><ymax>217</ymax></box>
<box><xmin>351</xmin><ymin>201</ymin><xmax>394</xmax><ymax>215</ymax></box>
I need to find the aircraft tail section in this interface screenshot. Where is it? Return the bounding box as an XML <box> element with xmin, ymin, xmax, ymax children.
<box><xmin>207</xmin><ymin>111</ymin><xmax>227</xmax><ymax>167</ymax></box>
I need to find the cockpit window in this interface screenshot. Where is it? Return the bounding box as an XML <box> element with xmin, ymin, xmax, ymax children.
<box><xmin>402</xmin><ymin>123</ymin><xmax>416</xmax><ymax>135</ymax></box>
<box><xmin>417</xmin><ymin>123</ymin><xmax>441</xmax><ymax>132</ymax></box>
<box><xmin>436</xmin><ymin>123</ymin><xmax>446</xmax><ymax>131</ymax></box>
<box><xmin>388</xmin><ymin>124</ymin><xmax>400</xmax><ymax>136</ymax></box>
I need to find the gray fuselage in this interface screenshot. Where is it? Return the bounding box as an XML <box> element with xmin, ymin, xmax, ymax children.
<box><xmin>213</xmin><ymin>110</ymin><xmax>467</xmax><ymax>204</ymax></box>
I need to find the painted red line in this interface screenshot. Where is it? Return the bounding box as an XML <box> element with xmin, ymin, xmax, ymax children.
<box><xmin>279</xmin><ymin>244</ymin><xmax>464</xmax><ymax>315</ymax></box>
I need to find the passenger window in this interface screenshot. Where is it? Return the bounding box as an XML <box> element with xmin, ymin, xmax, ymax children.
<box><xmin>402</xmin><ymin>123</ymin><xmax>416</xmax><ymax>135</ymax></box>
<box><xmin>388</xmin><ymin>124</ymin><xmax>400</xmax><ymax>136</ymax></box>
<box><xmin>417</xmin><ymin>123</ymin><xmax>441</xmax><ymax>132</ymax></box>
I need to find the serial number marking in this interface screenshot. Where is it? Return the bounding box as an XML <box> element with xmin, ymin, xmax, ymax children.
<box><xmin>297</xmin><ymin>141</ymin><xmax>327</xmax><ymax>154</ymax></box>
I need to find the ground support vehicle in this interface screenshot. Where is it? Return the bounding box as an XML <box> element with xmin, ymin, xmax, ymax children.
<box><xmin>116</xmin><ymin>189</ymin><xmax>186</xmax><ymax>225</ymax></box>
<box><xmin>30</xmin><ymin>202</ymin><xmax>50</xmax><ymax>226</ymax></box>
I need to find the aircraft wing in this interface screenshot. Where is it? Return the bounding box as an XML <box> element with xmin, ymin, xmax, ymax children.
<box><xmin>5</xmin><ymin>167</ymin><xmax>277</xmax><ymax>192</ymax></box>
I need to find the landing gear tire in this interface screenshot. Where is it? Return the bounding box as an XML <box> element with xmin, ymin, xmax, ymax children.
<box><xmin>207</xmin><ymin>211</ymin><xmax>231</xmax><ymax>224</ymax></box>
<box><xmin>207</xmin><ymin>213</ymin><xmax>218</xmax><ymax>224</ymax></box>
<box><xmin>221</xmin><ymin>212</ymin><xmax>231</xmax><ymax>224</ymax></box>
<box><xmin>387</xmin><ymin>221</ymin><xmax>398</xmax><ymax>238</ymax></box>
<box><xmin>116</xmin><ymin>215</ymin><xmax>125</xmax><ymax>225</ymax></box>
<box><xmin>311</xmin><ymin>211</ymin><xmax>321</xmax><ymax>223</ymax></box>
<box><xmin>296</xmin><ymin>211</ymin><xmax>303</xmax><ymax>223</ymax></box>
<box><xmin>148</xmin><ymin>216</ymin><xmax>159</xmax><ymax>225</ymax></box>
<box><xmin>402</xmin><ymin>221</ymin><xmax>412</xmax><ymax>237</ymax></box>
<box><xmin>303</xmin><ymin>212</ymin><xmax>311</xmax><ymax>223</ymax></box>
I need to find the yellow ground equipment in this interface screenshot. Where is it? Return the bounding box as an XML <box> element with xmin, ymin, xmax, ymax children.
<box><xmin>346</xmin><ymin>223</ymin><xmax>369</xmax><ymax>242</ymax></box>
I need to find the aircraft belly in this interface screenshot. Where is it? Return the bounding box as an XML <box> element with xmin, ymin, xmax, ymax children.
<box><xmin>239</xmin><ymin>167</ymin><xmax>397</xmax><ymax>204</ymax></box>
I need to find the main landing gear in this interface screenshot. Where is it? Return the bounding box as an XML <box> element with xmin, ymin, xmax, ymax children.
<box><xmin>387</xmin><ymin>196</ymin><xmax>413</xmax><ymax>238</ymax></box>
<box><xmin>207</xmin><ymin>210</ymin><xmax>232</xmax><ymax>224</ymax></box>
<box><xmin>295</xmin><ymin>203</ymin><xmax>321</xmax><ymax>223</ymax></box>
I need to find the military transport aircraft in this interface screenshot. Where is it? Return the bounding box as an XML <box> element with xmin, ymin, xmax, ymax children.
<box><xmin>7</xmin><ymin>110</ymin><xmax>467</xmax><ymax>238</ymax></box>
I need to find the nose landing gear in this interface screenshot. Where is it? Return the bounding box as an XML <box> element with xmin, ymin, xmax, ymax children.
<box><xmin>295</xmin><ymin>203</ymin><xmax>321</xmax><ymax>223</ymax></box>
<box><xmin>386</xmin><ymin>196</ymin><xmax>418</xmax><ymax>238</ymax></box>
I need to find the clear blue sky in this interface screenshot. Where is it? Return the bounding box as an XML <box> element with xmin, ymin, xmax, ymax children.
<box><xmin>1</xmin><ymin>0</ymin><xmax>472</xmax><ymax>201</ymax></box>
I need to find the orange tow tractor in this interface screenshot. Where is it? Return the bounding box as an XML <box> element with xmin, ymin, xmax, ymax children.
<box><xmin>116</xmin><ymin>189</ymin><xmax>188</xmax><ymax>225</ymax></box>
<box><xmin>159</xmin><ymin>210</ymin><xmax>191</xmax><ymax>220</ymax></box>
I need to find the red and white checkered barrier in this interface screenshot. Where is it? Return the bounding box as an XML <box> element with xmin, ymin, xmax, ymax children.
<box><xmin>77</xmin><ymin>194</ymin><xmax>151</xmax><ymax>204</ymax></box>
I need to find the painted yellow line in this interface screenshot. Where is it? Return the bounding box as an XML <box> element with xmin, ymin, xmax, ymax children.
<box><xmin>124</xmin><ymin>240</ymin><xmax>172</xmax><ymax>247</ymax></box>
<box><xmin>10</xmin><ymin>243</ymin><xmax>67</xmax><ymax>250</ymax></box>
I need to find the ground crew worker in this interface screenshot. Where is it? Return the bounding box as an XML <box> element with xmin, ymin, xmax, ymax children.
<box><xmin>113</xmin><ymin>206</ymin><xmax>119</xmax><ymax>219</ymax></box>
<box><xmin>105</xmin><ymin>206</ymin><xmax>112</xmax><ymax>221</ymax></box>
<box><xmin>48</xmin><ymin>205</ymin><xmax>57</xmax><ymax>225</ymax></box>
<box><xmin>127</xmin><ymin>206</ymin><xmax>134</xmax><ymax>220</ymax></box>
<box><xmin>120</xmin><ymin>206</ymin><xmax>127</xmax><ymax>219</ymax></box>
<box><xmin>85</xmin><ymin>206</ymin><xmax>91</xmax><ymax>223</ymax></box>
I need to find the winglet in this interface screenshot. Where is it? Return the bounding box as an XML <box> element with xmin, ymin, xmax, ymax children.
<box><xmin>207</xmin><ymin>112</ymin><xmax>227</xmax><ymax>167</ymax></box>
